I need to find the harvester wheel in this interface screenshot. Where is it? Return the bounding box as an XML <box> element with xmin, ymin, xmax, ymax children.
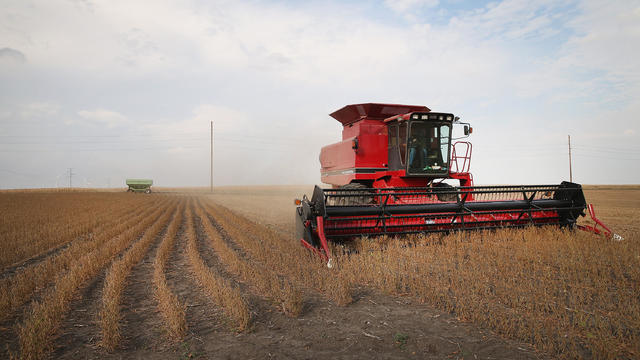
<box><xmin>144</xmin><ymin>188</ymin><xmax>151</xmax><ymax>194</ymax></box>
<box><xmin>336</xmin><ymin>183</ymin><xmax>374</xmax><ymax>205</ymax></box>
<box><xmin>433</xmin><ymin>183</ymin><xmax>457</xmax><ymax>202</ymax></box>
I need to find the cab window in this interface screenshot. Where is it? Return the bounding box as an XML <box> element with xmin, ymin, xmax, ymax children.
<box><xmin>407</xmin><ymin>122</ymin><xmax>451</xmax><ymax>174</ymax></box>
<box><xmin>398</xmin><ymin>122</ymin><xmax>407</xmax><ymax>166</ymax></box>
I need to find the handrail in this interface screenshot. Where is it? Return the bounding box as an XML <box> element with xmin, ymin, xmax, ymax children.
<box><xmin>450</xmin><ymin>141</ymin><xmax>472</xmax><ymax>174</ymax></box>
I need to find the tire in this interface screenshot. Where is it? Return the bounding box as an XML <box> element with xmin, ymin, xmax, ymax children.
<box><xmin>433</xmin><ymin>183</ymin><xmax>457</xmax><ymax>202</ymax></box>
<box><xmin>144</xmin><ymin>188</ymin><xmax>151</xmax><ymax>194</ymax></box>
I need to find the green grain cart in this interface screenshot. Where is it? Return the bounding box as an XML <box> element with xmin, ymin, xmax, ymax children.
<box><xmin>126</xmin><ymin>179</ymin><xmax>153</xmax><ymax>194</ymax></box>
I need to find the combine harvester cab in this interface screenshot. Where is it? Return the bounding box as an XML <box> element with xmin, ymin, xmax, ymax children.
<box><xmin>294</xmin><ymin>103</ymin><xmax>622</xmax><ymax>265</ymax></box>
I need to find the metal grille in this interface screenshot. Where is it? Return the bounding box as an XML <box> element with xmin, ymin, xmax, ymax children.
<box><xmin>323</xmin><ymin>185</ymin><xmax>565</xmax><ymax>206</ymax></box>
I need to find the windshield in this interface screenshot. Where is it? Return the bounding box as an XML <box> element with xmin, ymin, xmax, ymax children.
<box><xmin>407</xmin><ymin>122</ymin><xmax>451</xmax><ymax>174</ymax></box>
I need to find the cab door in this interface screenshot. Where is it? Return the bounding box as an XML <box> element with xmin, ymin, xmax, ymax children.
<box><xmin>387</xmin><ymin>121</ymin><xmax>407</xmax><ymax>171</ymax></box>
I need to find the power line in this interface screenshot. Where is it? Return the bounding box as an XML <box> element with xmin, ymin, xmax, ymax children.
<box><xmin>0</xmin><ymin>136</ymin><xmax>308</xmax><ymax>148</ymax></box>
<box><xmin>0</xmin><ymin>145</ymin><xmax>207</xmax><ymax>153</ymax></box>
<box><xmin>572</xmin><ymin>153</ymin><xmax>640</xmax><ymax>161</ymax></box>
<box><xmin>0</xmin><ymin>137</ymin><xmax>311</xmax><ymax>153</ymax></box>
<box><xmin>0</xmin><ymin>133</ymin><xmax>307</xmax><ymax>142</ymax></box>
<box><xmin>0</xmin><ymin>168</ymin><xmax>43</xmax><ymax>178</ymax></box>
<box><xmin>572</xmin><ymin>145</ymin><xmax>640</xmax><ymax>155</ymax></box>
<box><xmin>0</xmin><ymin>131</ymin><xmax>207</xmax><ymax>138</ymax></box>
<box><xmin>0</xmin><ymin>138</ymin><xmax>209</xmax><ymax>145</ymax></box>
<box><xmin>0</xmin><ymin>144</ymin><xmax>300</xmax><ymax>153</ymax></box>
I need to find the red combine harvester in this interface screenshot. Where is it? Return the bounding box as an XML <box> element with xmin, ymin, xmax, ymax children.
<box><xmin>295</xmin><ymin>103</ymin><xmax>621</xmax><ymax>266</ymax></box>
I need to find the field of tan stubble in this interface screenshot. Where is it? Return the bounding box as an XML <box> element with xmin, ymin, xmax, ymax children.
<box><xmin>0</xmin><ymin>185</ymin><xmax>637</xmax><ymax>359</ymax></box>
<box><xmin>0</xmin><ymin>190</ymin><xmax>343</xmax><ymax>360</ymax></box>
<box><xmin>208</xmin><ymin>184</ymin><xmax>640</xmax><ymax>359</ymax></box>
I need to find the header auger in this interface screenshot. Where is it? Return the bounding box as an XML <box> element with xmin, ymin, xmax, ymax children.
<box><xmin>295</xmin><ymin>103</ymin><xmax>621</xmax><ymax>265</ymax></box>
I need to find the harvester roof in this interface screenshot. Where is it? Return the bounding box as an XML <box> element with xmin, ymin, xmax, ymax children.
<box><xmin>330</xmin><ymin>103</ymin><xmax>430</xmax><ymax>126</ymax></box>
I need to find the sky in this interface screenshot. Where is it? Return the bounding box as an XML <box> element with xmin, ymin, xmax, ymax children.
<box><xmin>0</xmin><ymin>0</ymin><xmax>639</xmax><ymax>188</ymax></box>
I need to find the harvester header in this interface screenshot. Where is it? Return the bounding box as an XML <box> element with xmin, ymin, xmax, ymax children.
<box><xmin>296</xmin><ymin>103</ymin><xmax>621</xmax><ymax>266</ymax></box>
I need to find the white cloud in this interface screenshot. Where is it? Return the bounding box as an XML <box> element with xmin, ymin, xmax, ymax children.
<box><xmin>167</xmin><ymin>146</ymin><xmax>189</xmax><ymax>154</ymax></box>
<box><xmin>20</xmin><ymin>102</ymin><xmax>60</xmax><ymax>119</ymax></box>
<box><xmin>77</xmin><ymin>108</ymin><xmax>128</xmax><ymax>128</ymax></box>
<box><xmin>564</xmin><ymin>1</ymin><xmax>640</xmax><ymax>75</ymax></box>
<box><xmin>143</xmin><ymin>104</ymin><xmax>248</xmax><ymax>137</ymax></box>
<box><xmin>509</xmin><ymin>0</ymin><xmax>640</xmax><ymax>106</ymax></box>
<box><xmin>385</xmin><ymin>0</ymin><xmax>440</xmax><ymax>14</ymax></box>
<box><xmin>0</xmin><ymin>1</ymin><xmax>493</xmax><ymax>88</ymax></box>
<box><xmin>191</xmin><ymin>104</ymin><xmax>248</xmax><ymax>134</ymax></box>
<box><xmin>0</xmin><ymin>102</ymin><xmax>61</xmax><ymax>123</ymax></box>
<box><xmin>0</xmin><ymin>47</ymin><xmax>26</xmax><ymax>64</ymax></box>
<box><xmin>0</xmin><ymin>0</ymin><xmax>639</xmax><ymax>187</ymax></box>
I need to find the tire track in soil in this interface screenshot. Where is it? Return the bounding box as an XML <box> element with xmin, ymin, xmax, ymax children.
<box><xmin>51</xmin><ymin>211</ymin><xmax>174</xmax><ymax>359</ymax></box>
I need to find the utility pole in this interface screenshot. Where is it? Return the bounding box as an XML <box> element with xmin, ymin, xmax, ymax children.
<box><xmin>68</xmin><ymin>168</ymin><xmax>75</xmax><ymax>188</ymax></box>
<box><xmin>210</xmin><ymin>121</ymin><xmax>214</xmax><ymax>193</ymax></box>
<box><xmin>568</xmin><ymin>135</ymin><xmax>572</xmax><ymax>182</ymax></box>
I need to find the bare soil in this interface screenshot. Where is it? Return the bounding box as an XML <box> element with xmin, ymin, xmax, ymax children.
<box><xmin>51</xmin><ymin>275</ymin><xmax>543</xmax><ymax>359</ymax></box>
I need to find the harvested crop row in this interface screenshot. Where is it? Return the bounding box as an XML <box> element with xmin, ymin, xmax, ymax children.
<box><xmin>338</xmin><ymin>228</ymin><xmax>640</xmax><ymax>359</ymax></box>
<box><xmin>0</xmin><ymin>197</ymin><xmax>171</xmax><ymax>322</ymax></box>
<box><xmin>184</xmin><ymin>201</ymin><xmax>250</xmax><ymax>331</ymax></box>
<box><xmin>99</xmin><ymin>201</ymin><xmax>179</xmax><ymax>349</ymax></box>
<box><xmin>152</xmin><ymin>202</ymin><xmax>187</xmax><ymax>340</ymax></box>
<box><xmin>201</xmin><ymin>201</ymin><xmax>351</xmax><ymax>305</ymax></box>
<box><xmin>17</xmin><ymin>197</ymin><xmax>175</xmax><ymax>360</ymax></box>
<box><xmin>194</xmin><ymin>201</ymin><xmax>303</xmax><ymax>316</ymax></box>
<box><xmin>1</xmin><ymin>201</ymin><xmax>137</xmax><ymax>273</ymax></box>
<box><xmin>0</xmin><ymin>192</ymin><xmax>155</xmax><ymax>268</ymax></box>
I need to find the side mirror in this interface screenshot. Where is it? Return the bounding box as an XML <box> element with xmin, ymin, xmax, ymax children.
<box><xmin>463</xmin><ymin>125</ymin><xmax>470</xmax><ymax>136</ymax></box>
